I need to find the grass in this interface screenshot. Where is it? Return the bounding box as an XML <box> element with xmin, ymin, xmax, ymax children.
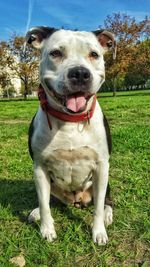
<box><xmin>0</xmin><ymin>90</ymin><xmax>150</xmax><ymax>267</ymax></box>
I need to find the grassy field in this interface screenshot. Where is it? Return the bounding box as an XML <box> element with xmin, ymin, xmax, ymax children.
<box><xmin>0</xmin><ymin>90</ymin><xmax>149</xmax><ymax>267</ymax></box>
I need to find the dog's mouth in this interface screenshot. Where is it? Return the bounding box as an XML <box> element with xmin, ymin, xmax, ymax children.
<box><xmin>44</xmin><ymin>80</ymin><xmax>93</xmax><ymax>113</ymax></box>
<box><xmin>50</xmin><ymin>89</ymin><xmax>93</xmax><ymax>113</ymax></box>
<box><xmin>65</xmin><ymin>92</ymin><xmax>92</xmax><ymax>113</ymax></box>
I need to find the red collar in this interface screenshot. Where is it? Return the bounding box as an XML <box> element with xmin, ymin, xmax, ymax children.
<box><xmin>38</xmin><ymin>85</ymin><xmax>96</xmax><ymax>130</ymax></box>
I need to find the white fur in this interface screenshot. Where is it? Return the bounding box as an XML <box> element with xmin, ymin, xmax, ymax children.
<box><xmin>29</xmin><ymin>29</ymin><xmax>112</xmax><ymax>245</ymax></box>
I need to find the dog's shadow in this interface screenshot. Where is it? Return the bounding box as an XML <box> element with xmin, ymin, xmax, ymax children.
<box><xmin>0</xmin><ymin>178</ymin><xmax>92</xmax><ymax>231</ymax></box>
<box><xmin>0</xmin><ymin>178</ymin><xmax>37</xmax><ymax>220</ymax></box>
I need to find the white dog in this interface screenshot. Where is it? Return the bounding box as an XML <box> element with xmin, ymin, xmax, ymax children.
<box><xmin>26</xmin><ymin>27</ymin><xmax>116</xmax><ymax>245</ymax></box>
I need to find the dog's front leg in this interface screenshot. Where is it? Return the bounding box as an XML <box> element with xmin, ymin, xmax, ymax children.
<box><xmin>92</xmin><ymin>160</ymin><xmax>109</xmax><ymax>245</ymax></box>
<box><xmin>34</xmin><ymin>164</ymin><xmax>57</xmax><ymax>242</ymax></box>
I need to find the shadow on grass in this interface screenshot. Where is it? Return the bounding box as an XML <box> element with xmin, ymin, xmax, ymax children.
<box><xmin>0</xmin><ymin>178</ymin><xmax>37</xmax><ymax>217</ymax></box>
<box><xmin>0</xmin><ymin>178</ymin><xmax>89</xmax><ymax>228</ymax></box>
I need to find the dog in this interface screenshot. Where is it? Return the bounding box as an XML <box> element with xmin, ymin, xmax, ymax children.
<box><xmin>26</xmin><ymin>27</ymin><xmax>116</xmax><ymax>245</ymax></box>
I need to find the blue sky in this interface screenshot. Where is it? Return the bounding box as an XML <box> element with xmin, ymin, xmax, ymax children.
<box><xmin>0</xmin><ymin>0</ymin><xmax>149</xmax><ymax>40</ymax></box>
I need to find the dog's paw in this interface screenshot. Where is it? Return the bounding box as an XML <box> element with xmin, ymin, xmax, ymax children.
<box><xmin>92</xmin><ymin>225</ymin><xmax>108</xmax><ymax>245</ymax></box>
<box><xmin>28</xmin><ymin>208</ymin><xmax>40</xmax><ymax>222</ymax></box>
<box><xmin>104</xmin><ymin>205</ymin><xmax>113</xmax><ymax>226</ymax></box>
<box><xmin>40</xmin><ymin>223</ymin><xmax>57</xmax><ymax>242</ymax></box>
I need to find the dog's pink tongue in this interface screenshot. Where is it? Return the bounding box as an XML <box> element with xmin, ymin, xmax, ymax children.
<box><xmin>66</xmin><ymin>95</ymin><xmax>86</xmax><ymax>112</ymax></box>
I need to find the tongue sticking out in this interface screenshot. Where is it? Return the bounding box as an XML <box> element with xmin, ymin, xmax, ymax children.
<box><xmin>66</xmin><ymin>95</ymin><xmax>86</xmax><ymax>112</ymax></box>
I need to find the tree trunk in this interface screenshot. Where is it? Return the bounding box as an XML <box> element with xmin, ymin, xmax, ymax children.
<box><xmin>113</xmin><ymin>88</ymin><xmax>116</xmax><ymax>97</ymax></box>
<box><xmin>113</xmin><ymin>78</ymin><xmax>116</xmax><ymax>97</ymax></box>
<box><xmin>24</xmin><ymin>78</ymin><xmax>28</xmax><ymax>100</ymax></box>
<box><xmin>6</xmin><ymin>87</ymin><xmax>10</xmax><ymax>99</ymax></box>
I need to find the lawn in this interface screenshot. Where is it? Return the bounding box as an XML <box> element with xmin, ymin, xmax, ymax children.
<box><xmin>0</xmin><ymin>90</ymin><xmax>150</xmax><ymax>267</ymax></box>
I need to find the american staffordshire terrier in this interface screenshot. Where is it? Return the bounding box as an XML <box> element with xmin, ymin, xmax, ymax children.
<box><xmin>26</xmin><ymin>27</ymin><xmax>116</xmax><ymax>245</ymax></box>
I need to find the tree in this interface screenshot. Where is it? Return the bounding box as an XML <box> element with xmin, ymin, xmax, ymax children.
<box><xmin>8</xmin><ymin>35</ymin><xmax>40</xmax><ymax>98</ymax></box>
<box><xmin>100</xmin><ymin>13</ymin><xmax>150</xmax><ymax>95</ymax></box>
<box><xmin>124</xmin><ymin>38</ymin><xmax>150</xmax><ymax>89</ymax></box>
<box><xmin>0</xmin><ymin>41</ymin><xmax>15</xmax><ymax>97</ymax></box>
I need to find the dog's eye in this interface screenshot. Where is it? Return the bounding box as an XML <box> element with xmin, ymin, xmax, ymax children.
<box><xmin>49</xmin><ymin>50</ymin><xmax>63</xmax><ymax>58</ymax></box>
<box><xmin>89</xmin><ymin>51</ymin><xmax>99</xmax><ymax>59</ymax></box>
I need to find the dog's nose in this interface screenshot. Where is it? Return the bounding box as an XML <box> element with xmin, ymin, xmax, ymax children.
<box><xmin>68</xmin><ymin>67</ymin><xmax>91</xmax><ymax>85</ymax></box>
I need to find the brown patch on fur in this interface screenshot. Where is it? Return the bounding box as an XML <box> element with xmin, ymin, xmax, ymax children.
<box><xmin>74</xmin><ymin>187</ymin><xmax>93</xmax><ymax>207</ymax></box>
<box><xmin>51</xmin><ymin>146</ymin><xmax>98</xmax><ymax>162</ymax></box>
<box><xmin>51</xmin><ymin>182</ymin><xmax>93</xmax><ymax>207</ymax></box>
<box><xmin>51</xmin><ymin>182</ymin><xmax>113</xmax><ymax>208</ymax></box>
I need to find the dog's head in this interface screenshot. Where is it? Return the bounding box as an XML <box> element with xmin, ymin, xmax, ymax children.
<box><xmin>26</xmin><ymin>27</ymin><xmax>116</xmax><ymax>113</ymax></box>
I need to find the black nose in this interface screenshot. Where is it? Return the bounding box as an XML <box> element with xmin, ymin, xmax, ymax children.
<box><xmin>68</xmin><ymin>67</ymin><xmax>91</xmax><ymax>85</ymax></box>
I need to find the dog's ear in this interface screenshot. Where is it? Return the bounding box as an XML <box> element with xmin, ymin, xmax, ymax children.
<box><xmin>93</xmin><ymin>30</ymin><xmax>117</xmax><ymax>59</ymax></box>
<box><xmin>25</xmin><ymin>26</ymin><xmax>57</xmax><ymax>49</ymax></box>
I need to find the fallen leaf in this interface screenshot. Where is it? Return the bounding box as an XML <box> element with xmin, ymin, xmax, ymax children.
<box><xmin>9</xmin><ymin>254</ymin><xmax>25</xmax><ymax>267</ymax></box>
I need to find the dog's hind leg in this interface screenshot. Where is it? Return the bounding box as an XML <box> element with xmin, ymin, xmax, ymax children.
<box><xmin>104</xmin><ymin>182</ymin><xmax>113</xmax><ymax>226</ymax></box>
<box><xmin>104</xmin><ymin>205</ymin><xmax>113</xmax><ymax>226</ymax></box>
<box><xmin>28</xmin><ymin>207</ymin><xmax>40</xmax><ymax>222</ymax></box>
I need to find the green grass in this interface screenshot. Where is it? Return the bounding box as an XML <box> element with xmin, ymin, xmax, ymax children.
<box><xmin>0</xmin><ymin>90</ymin><xmax>150</xmax><ymax>267</ymax></box>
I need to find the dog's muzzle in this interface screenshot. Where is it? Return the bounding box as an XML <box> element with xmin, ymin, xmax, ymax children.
<box><xmin>65</xmin><ymin>67</ymin><xmax>93</xmax><ymax>113</ymax></box>
<box><xmin>44</xmin><ymin>66</ymin><xmax>94</xmax><ymax>113</ymax></box>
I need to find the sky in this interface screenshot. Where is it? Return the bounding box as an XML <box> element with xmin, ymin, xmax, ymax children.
<box><xmin>0</xmin><ymin>0</ymin><xmax>149</xmax><ymax>41</ymax></box>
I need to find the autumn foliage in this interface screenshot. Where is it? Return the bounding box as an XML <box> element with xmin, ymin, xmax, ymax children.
<box><xmin>0</xmin><ymin>36</ymin><xmax>39</xmax><ymax>98</ymax></box>
<box><xmin>101</xmin><ymin>13</ymin><xmax>150</xmax><ymax>95</ymax></box>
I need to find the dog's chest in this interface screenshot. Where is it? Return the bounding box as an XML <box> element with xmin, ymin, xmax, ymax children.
<box><xmin>44</xmin><ymin>146</ymin><xmax>98</xmax><ymax>191</ymax></box>
<box><xmin>33</xmin><ymin>104</ymin><xmax>108</xmax><ymax>192</ymax></box>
